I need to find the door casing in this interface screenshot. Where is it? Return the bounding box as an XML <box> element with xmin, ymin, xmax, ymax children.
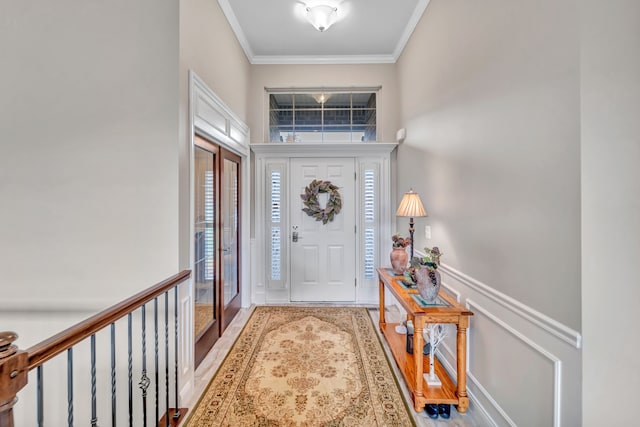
<box><xmin>251</xmin><ymin>143</ymin><xmax>398</xmax><ymax>305</ymax></box>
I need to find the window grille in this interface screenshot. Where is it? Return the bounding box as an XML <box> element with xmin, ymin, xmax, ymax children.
<box><xmin>269</xmin><ymin>91</ymin><xmax>377</xmax><ymax>143</ymax></box>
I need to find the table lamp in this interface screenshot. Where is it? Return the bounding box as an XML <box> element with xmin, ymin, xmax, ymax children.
<box><xmin>395</xmin><ymin>189</ymin><xmax>427</xmax><ymax>260</ymax></box>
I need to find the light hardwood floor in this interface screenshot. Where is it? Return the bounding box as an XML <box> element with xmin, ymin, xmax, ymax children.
<box><xmin>184</xmin><ymin>305</ymin><xmax>484</xmax><ymax>427</ymax></box>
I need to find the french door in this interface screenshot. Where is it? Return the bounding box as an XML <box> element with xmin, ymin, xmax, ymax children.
<box><xmin>193</xmin><ymin>135</ymin><xmax>241</xmax><ymax>367</ymax></box>
<box><xmin>220</xmin><ymin>149</ymin><xmax>241</xmax><ymax>329</ymax></box>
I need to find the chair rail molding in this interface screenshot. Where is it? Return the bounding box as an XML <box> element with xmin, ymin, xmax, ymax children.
<box><xmin>438</xmin><ymin>262</ymin><xmax>581</xmax><ymax>349</ymax></box>
<box><xmin>396</xmin><ymin>249</ymin><xmax>582</xmax><ymax>427</ymax></box>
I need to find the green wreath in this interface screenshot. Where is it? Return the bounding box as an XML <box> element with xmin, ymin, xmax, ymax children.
<box><xmin>300</xmin><ymin>179</ymin><xmax>342</xmax><ymax>224</ymax></box>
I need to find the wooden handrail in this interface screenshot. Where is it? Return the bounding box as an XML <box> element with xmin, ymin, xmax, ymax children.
<box><xmin>26</xmin><ymin>270</ymin><xmax>191</xmax><ymax>370</ymax></box>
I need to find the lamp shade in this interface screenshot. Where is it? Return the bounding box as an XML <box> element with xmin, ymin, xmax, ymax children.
<box><xmin>306</xmin><ymin>5</ymin><xmax>338</xmax><ymax>32</ymax></box>
<box><xmin>396</xmin><ymin>189</ymin><xmax>427</xmax><ymax>217</ymax></box>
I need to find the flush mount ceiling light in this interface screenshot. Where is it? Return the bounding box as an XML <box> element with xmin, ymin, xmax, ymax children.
<box><xmin>305</xmin><ymin>4</ymin><xmax>338</xmax><ymax>32</ymax></box>
<box><xmin>312</xmin><ymin>92</ymin><xmax>331</xmax><ymax>104</ymax></box>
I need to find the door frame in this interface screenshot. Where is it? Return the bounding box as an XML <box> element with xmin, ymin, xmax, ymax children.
<box><xmin>251</xmin><ymin>143</ymin><xmax>398</xmax><ymax>305</ymax></box>
<box><xmin>187</xmin><ymin>71</ymin><xmax>250</xmax><ymax>378</ymax></box>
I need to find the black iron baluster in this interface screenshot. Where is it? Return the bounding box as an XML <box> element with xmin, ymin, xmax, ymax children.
<box><xmin>90</xmin><ymin>334</ymin><xmax>97</xmax><ymax>427</ymax></box>
<box><xmin>37</xmin><ymin>365</ymin><xmax>43</xmax><ymax>427</ymax></box>
<box><xmin>128</xmin><ymin>313</ymin><xmax>133</xmax><ymax>427</ymax></box>
<box><xmin>111</xmin><ymin>323</ymin><xmax>116</xmax><ymax>427</ymax></box>
<box><xmin>139</xmin><ymin>304</ymin><xmax>150</xmax><ymax>426</ymax></box>
<box><xmin>173</xmin><ymin>286</ymin><xmax>179</xmax><ymax>420</ymax></box>
<box><xmin>164</xmin><ymin>291</ymin><xmax>169</xmax><ymax>427</ymax></box>
<box><xmin>154</xmin><ymin>297</ymin><xmax>159</xmax><ymax>426</ymax></box>
<box><xmin>67</xmin><ymin>348</ymin><xmax>73</xmax><ymax>427</ymax></box>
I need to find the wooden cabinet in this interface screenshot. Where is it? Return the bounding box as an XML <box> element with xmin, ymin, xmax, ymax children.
<box><xmin>377</xmin><ymin>268</ymin><xmax>473</xmax><ymax>413</ymax></box>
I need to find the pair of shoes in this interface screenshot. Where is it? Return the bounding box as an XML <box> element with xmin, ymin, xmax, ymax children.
<box><xmin>438</xmin><ymin>404</ymin><xmax>451</xmax><ymax>419</ymax></box>
<box><xmin>425</xmin><ymin>404</ymin><xmax>438</xmax><ymax>419</ymax></box>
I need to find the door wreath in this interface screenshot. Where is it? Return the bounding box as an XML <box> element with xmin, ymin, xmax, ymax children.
<box><xmin>300</xmin><ymin>179</ymin><xmax>342</xmax><ymax>224</ymax></box>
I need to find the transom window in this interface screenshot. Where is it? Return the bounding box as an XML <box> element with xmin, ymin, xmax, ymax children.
<box><xmin>268</xmin><ymin>90</ymin><xmax>377</xmax><ymax>143</ymax></box>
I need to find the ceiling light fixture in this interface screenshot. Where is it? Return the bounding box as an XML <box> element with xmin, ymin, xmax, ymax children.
<box><xmin>305</xmin><ymin>5</ymin><xmax>338</xmax><ymax>32</ymax></box>
<box><xmin>312</xmin><ymin>93</ymin><xmax>331</xmax><ymax>104</ymax></box>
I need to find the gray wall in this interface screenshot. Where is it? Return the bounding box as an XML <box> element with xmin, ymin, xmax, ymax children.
<box><xmin>396</xmin><ymin>1</ymin><xmax>583</xmax><ymax>425</ymax></box>
<box><xmin>0</xmin><ymin>0</ymin><xmax>180</xmax><ymax>311</ymax></box>
<box><xmin>581</xmin><ymin>0</ymin><xmax>640</xmax><ymax>425</ymax></box>
<box><xmin>396</xmin><ymin>0</ymin><xmax>581</xmax><ymax>330</ymax></box>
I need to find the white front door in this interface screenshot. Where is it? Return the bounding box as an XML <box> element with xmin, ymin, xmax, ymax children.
<box><xmin>290</xmin><ymin>158</ymin><xmax>356</xmax><ymax>302</ymax></box>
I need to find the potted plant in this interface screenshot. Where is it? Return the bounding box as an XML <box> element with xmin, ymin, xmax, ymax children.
<box><xmin>390</xmin><ymin>233</ymin><xmax>411</xmax><ymax>274</ymax></box>
<box><xmin>408</xmin><ymin>247</ymin><xmax>443</xmax><ymax>302</ymax></box>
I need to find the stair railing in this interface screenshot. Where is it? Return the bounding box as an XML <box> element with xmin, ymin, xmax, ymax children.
<box><xmin>0</xmin><ymin>270</ymin><xmax>191</xmax><ymax>427</ymax></box>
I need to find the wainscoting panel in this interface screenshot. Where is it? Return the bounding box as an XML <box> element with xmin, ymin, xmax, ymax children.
<box><xmin>390</xmin><ymin>254</ymin><xmax>581</xmax><ymax>427</ymax></box>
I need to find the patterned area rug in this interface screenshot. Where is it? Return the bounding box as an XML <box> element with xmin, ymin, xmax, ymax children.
<box><xmin>185</xmin><ymin>306</ymin><xmax>415</xmax><ymax>426</ymax></box>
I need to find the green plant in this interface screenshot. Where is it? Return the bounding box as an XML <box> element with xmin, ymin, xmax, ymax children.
<box><xmin>410</xmin><ymin>246</ymin><xmax>442</xmax><ymax>269</ymax></box>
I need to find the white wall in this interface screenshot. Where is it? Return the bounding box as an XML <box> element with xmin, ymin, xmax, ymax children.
<box><xmin>581</xmin><ymin>1</ymin><xmax>640</xmax><ymax>425</ymax></box>
<box><xmin>247</xmin><ymin>64</ymin><xmax>399</xmax><ymax>143</ymax></box>
<box><xmin>396</xmin><ymin>0</ymin><xmax>582</xmax><ymax>425</ymax></box>
<box><xmin>0</xmin><ymin>0</ymin><xmax>179</xmax><ymax>311</ymax></box>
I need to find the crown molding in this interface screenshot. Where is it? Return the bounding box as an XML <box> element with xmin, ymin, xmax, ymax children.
<box><xmin>217</xmin><ymin>0</ymin><xmax>255</xmax><ymax>62</ymax></box>
<box><xmin>392</xmin><ymin>0</ymin><xmax>431</xmax><ymax>61</ymax></box>
<box><xmin>218</xmin><ymin>0</ymin><xmax>431</xmax><ymax>65</ymax></box>
<box><xmin>250</xmin><ymin>55</ymin><xmax>396</xmax><ymax>65</ymax></box>
<box><xmin>251</xmin><ymin>54</ymin><xmax>396</xmax><ymax>65</ymax></box>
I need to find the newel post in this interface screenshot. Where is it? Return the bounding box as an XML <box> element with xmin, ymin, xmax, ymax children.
<box><xmin>0</xmin><ymin>332</ymin><xmax>28</xmax><ymax>427</ymax></box>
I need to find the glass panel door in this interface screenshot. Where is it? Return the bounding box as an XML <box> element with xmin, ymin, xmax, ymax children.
<box><xmin>194</xmin><ymin>138</ymin><xmax>220</xmax><ymax>367</ymax></box>
<box><xmin>221</xmin><ymin>149</ymin><xmax>241</xmax><ymax>328</ymax></box>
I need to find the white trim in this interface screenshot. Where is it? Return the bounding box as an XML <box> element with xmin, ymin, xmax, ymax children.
<box><xmin>250</xmin><ymin>142</ymin><xmax>397</xmax><ymax>157</ymax></box>
<box><xmin>441</xmin><ymin>263</ymin><xmax>581</xmax><ymax>349</ymax></box>
<box><xmin>436</xmin><ymin>348</ymin><xmax>499</xmax><ymax>427</ymax></box>
<box><xmin>467</xmin><ymin>370</ymin><xmax>517</xmax><ymax>427</ymax></box>
<box><xmin>440</xmin><ymin>281</ymin><xmax>461</xmax><ymax>303</ymax></box>
<box><xmin>217</xmin><ymin>0</ymin><xmax>254</xmax><ymax>63</ymax></box>
<box><xmin>218</xmin><ymin>0</ymin><xmax>431</xmax><ymax>65</ymax></box>
<box><xmin>189</xmin><ymin>70</ymin><xmax>252</xmax><ymax>313</ymax></box>
<box><xmin>392</xmin><ymin>0</ymin><xmax>431</xmax><ymax>61</ymax></box>
<box><xmin>414</xmin><ymin>247</ymin><xmax>581</xmax><ymax>349</ymax></box>
<box><xmin>467</xmin><ymin>299</ymin><xmax>563</xmax><ymax>427</ymax></box>
<box><xmin>251</xmin><ymin>54</ymin><xmax>396</xmax><ymax>65</ymax></box>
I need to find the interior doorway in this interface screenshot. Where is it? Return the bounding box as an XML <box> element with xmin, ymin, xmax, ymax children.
<box><xmin>193</xmin><ymin>135</ymin><xmax>242</xmax><ymax>367</ymax></box>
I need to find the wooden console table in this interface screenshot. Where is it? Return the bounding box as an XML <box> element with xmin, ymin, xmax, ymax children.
<box><xmin>377</xmin><ymin>267</ymin><xmax>473</xmax><ymax>413</ymax></box>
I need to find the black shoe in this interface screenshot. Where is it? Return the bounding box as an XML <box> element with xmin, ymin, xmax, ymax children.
<box><xmin>425</xmin><ymin>404</ymin><xmax>439</xmax><ymax>419</ymax></box>
<box><xmin>438</xmin><ymin>404</ymin><xmax>451</xmax><ymax>419</ymax></box>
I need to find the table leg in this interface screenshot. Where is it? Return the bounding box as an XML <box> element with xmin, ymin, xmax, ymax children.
<box><xmin>413</xmin><ymin>319</ymin><xmax>424</xmax><ymax>411</ymax></box>
<box><xmin>456</xmin><ymin>323</ymin><xmax>469</xmax><ymax>413</ymax></box>
<box><xmin>378</xmin><ymin>277</ymin><xmax>386</xmax><ymax>331</ymax></box>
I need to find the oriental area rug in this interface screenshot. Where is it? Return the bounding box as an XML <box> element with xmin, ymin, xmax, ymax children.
<box><xmin>185</xmin><ymin>306</ymin><xmax>415</xmax><ymax>426</ymax></box>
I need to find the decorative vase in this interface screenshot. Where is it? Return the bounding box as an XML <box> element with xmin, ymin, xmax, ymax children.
<box><xmin>390</xmin><ymin>247</ymin><xmax>408</xmax><ymax>274</ymax></box>
<box><xmin>415</xmin><ymin>266</ymin><xmax>441</xmax><ymax>303</ymax></box>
